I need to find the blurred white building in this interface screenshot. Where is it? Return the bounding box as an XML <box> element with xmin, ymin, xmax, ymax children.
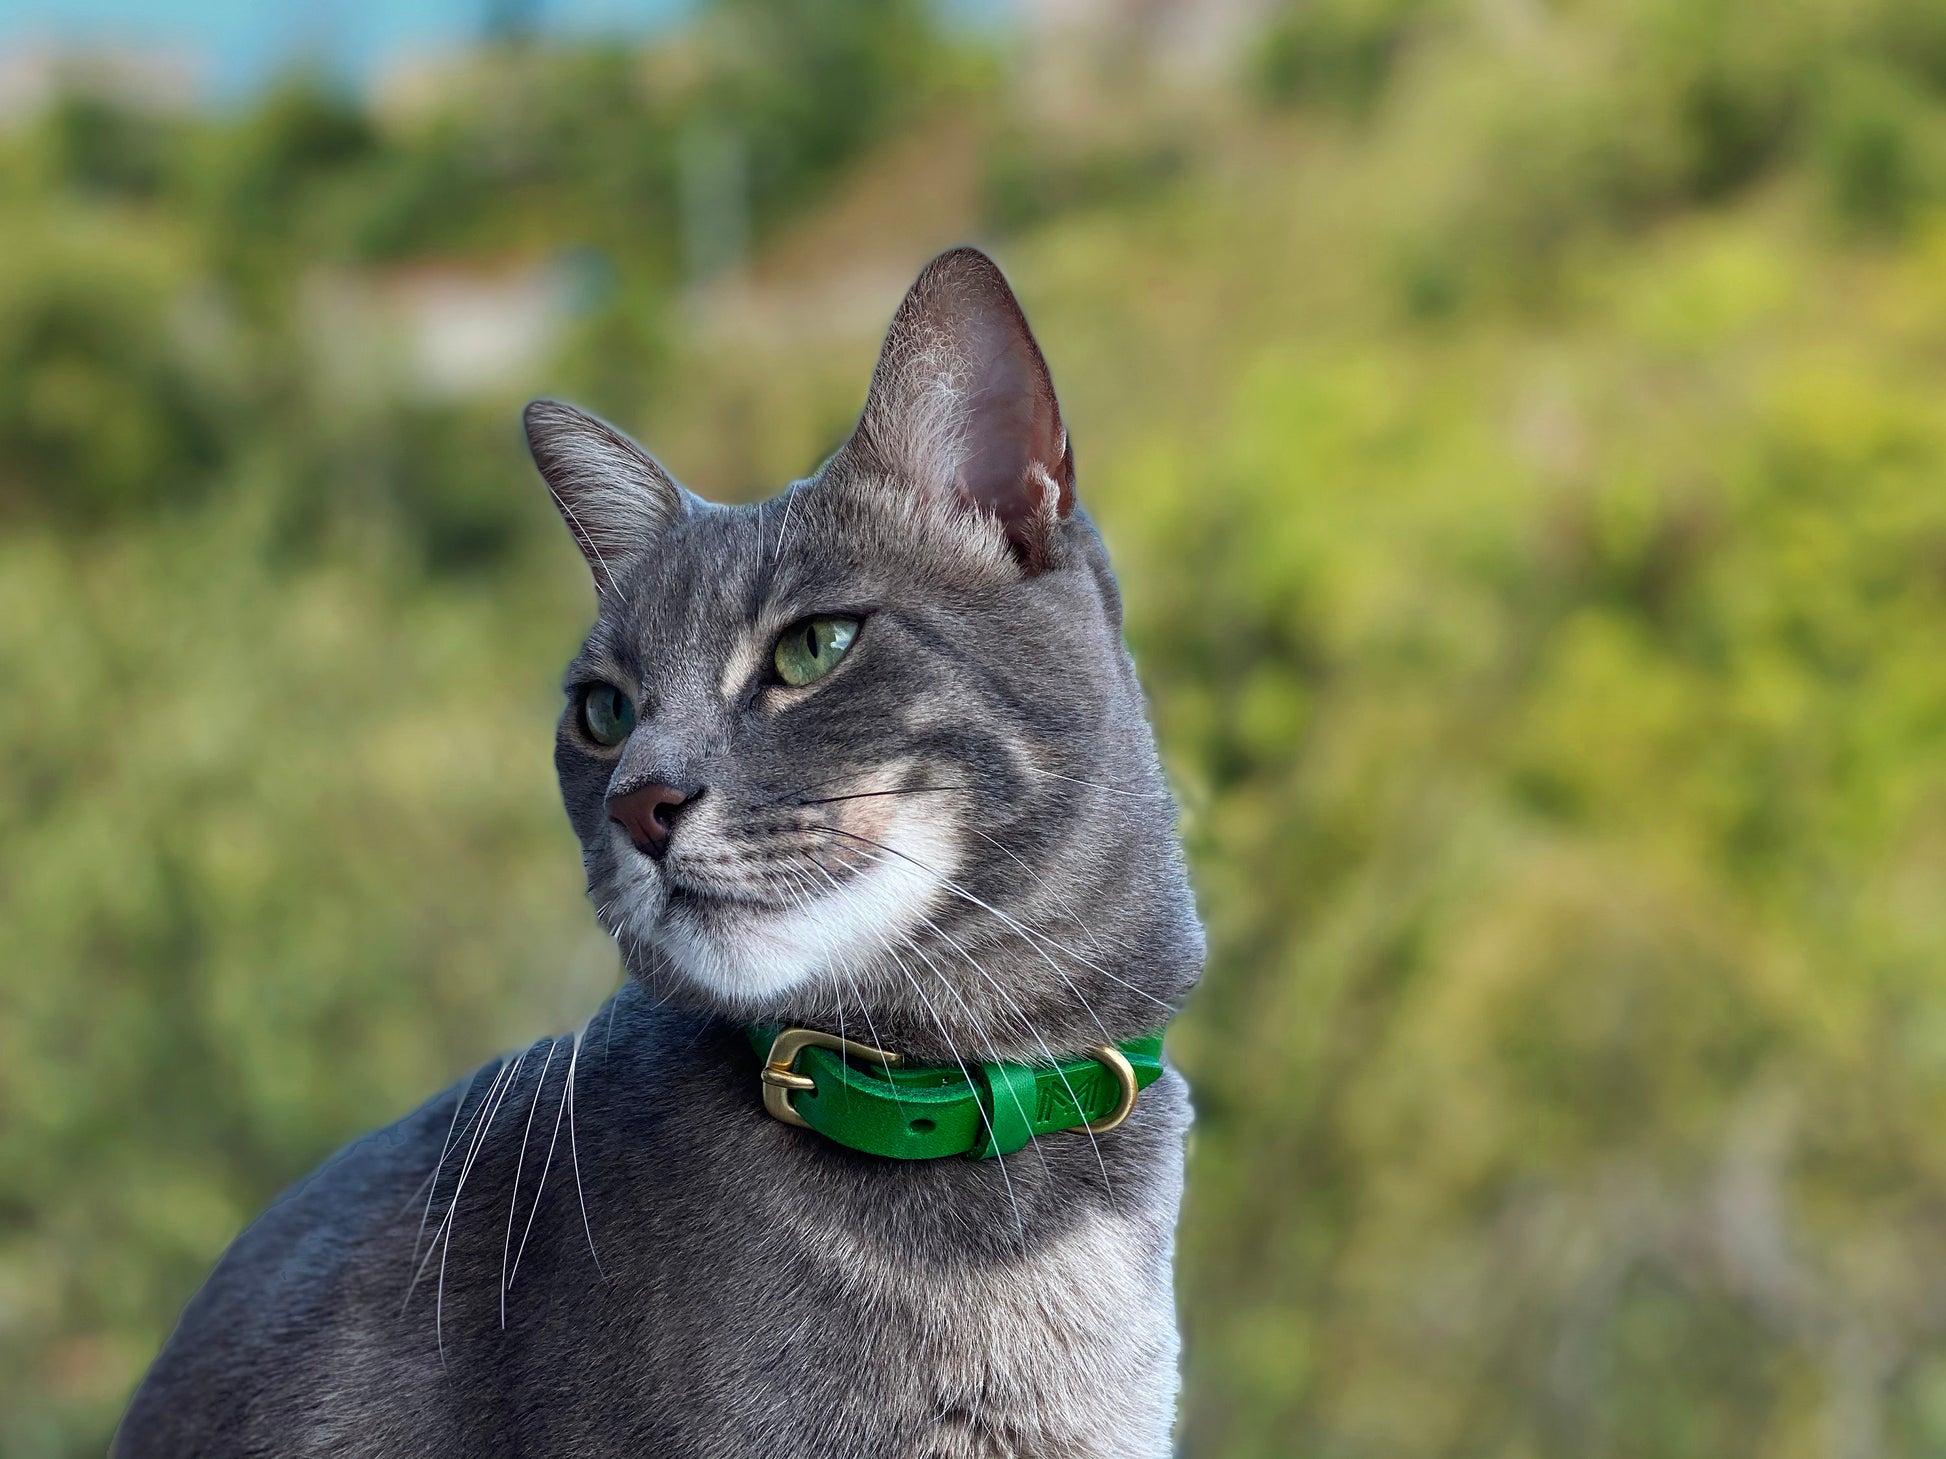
<box><xmin>1013</xmin><ymin>0</ymin><xmax>1276</xmax><ymax>119</ymax></box>
<box><xmin>305</xmin><ymin>256</ymin><xmax>594</xmax><ymax>401</ymax></box>
<box><xmin>0</xmin><ymin>42</ymin><xmax>200</xmax><ymax>126</ymax></box>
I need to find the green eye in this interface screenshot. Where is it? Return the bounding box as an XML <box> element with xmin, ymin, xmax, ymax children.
<box><xmin>580</xmin><ymin>683</ymin><xmax>636</xmax><ymax>746</ymax></box>
<box><xmin>773</xmin><ymin>615</ymin><xmax>860</xmax><ymax>687</ymax></box>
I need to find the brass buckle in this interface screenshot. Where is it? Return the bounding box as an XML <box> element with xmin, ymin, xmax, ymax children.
<box><xmin>760</xmin><ymin>1027</ymin><xmax>903</xmax><ymax>1129</ymax></box>
<box><xmin>1082</xmin><ymin>1044</ymin><xmax>1139</xmax><ymax>1133</ymax></box>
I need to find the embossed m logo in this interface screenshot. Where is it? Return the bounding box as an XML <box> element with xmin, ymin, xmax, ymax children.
<box><xmin>1037</xmin><ymin>1066</ymin><xmax>1106</xmax><ymax>1123</ymax></box>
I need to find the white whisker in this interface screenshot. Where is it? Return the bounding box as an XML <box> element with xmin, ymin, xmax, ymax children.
<box><xmin>816</xmin><ymin>834</ymin><xmax>1115</xmax><ymax>1196</ymax></box>
<box><xmin>501</xmin><ymin>1036</ymin><xmax>561</xmax><ymax>1327</ymax></box>
<box><xmin>1017</xmin><ymin>764</ymin><xmax>1164</xmax><ymax>801</ymax></box>
<box><xmin>566</xmin><ymin>1027</ymin><xmax>608</xmax><ymax>1280</ymax></box>
<box><xmin>428</xmin><ymin>1049</ymin><xmax>526</xmax><ymax>1360</ymax></box>
<box><xmin>550</xmin><ymin>490</ymin><xmax>621</xmax><ymax>599</ymax></box>
<box><xmin>805</xmin><ymin>856</ymin><xmax>1028</xmax><ymax>1245</ymax></box>
<box><xmin>807</xmin><ymin>825</ymin><xmax>1176</xmax><ymax>1011</ymax></box>
<box><xmin>779</xmin><ymin>867</ymin><xmax>854</xmax><ymax>1089</ymax></box>
<box><xmin>602</xmin><ymin>993</ymin><xmax>620</xmax><ymax>1067</ymax></box>
<box><xmin>774</xmin><ymin>484</ymin><xmax>798</xmax><ymax>563</ymax></box>
<box><xmin>790</xmin><ymin>862</ymin><xmax>914</xmax><ymax>1126</ymax></box>
<box><xmin>405</xmin><ymin>1056</ymin><xmax>510</xmax><ymax>1304</ymax></box>
<box><xmin>405</xmin><ymin>1063</ymin><xmax>483</xmax><ymax>1233</ymax></box>
<box><xmin>965</xmin><ymin>824</ymin><xmax>1105</xmax><ymax>951</ymax></box>
<box><xmin>903</xmin><ymin>911</ymin><xmax>1116</xmax><ymax>1203</ymax></box>
<box><xmin>891</xmin><ymin>925</ymin><xmax>1057</xmax><ymax>1185</ymax></box>
<box><xmin>508</xmin><ymin>1043</ymin><xmax>572</xmax><ymax>1291</ymax></box>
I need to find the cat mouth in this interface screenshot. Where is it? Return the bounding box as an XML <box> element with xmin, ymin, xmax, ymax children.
<box><xmin>660</xmin><ymin>873</ymin><xmax>796</xmax><ymax>913</ymax></box>
<box><xmin>660</xmin><ymin>881</ymin><xmax>740</xmax><ymax>913</ymax></box>
<box><xmin>659</xmin><ymin>856</ymin><xmax>863</xmax><ymax>917</ymax></box>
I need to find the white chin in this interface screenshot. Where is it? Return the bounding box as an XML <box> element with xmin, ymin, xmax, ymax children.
<box><xmin>654</xmin><ymin>821</ymin><xmax>959</xmax><ymax>1006</ymax></box>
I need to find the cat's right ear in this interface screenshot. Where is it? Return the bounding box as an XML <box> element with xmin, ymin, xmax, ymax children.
<box><xmin>832</xmin><ymin>247</ymin><xmax>1075</xmax><ymax>576</ymax></box>
<box><xmin>524</xmin><ymin>399</ymin><xmax>686</xmax><ymax>596</ymax></box>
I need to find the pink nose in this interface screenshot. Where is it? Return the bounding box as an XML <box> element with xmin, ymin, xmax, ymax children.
<box><xmin>607</xmin><ymin>784</ymin><xmax>695</xmax><ymax>859</ymax></box>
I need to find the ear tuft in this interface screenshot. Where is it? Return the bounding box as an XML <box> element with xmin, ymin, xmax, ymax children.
<box><xmin>840</xmin><ymin>247</ymin><xmax>1075</xmax><ymax>574</ymax></box>
<box><xmin>524</xmin><ymin>400</ymin><xmax>685</xmax><ymax>595</ymax></box>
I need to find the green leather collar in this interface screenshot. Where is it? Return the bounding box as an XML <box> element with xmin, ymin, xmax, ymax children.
<box><xmin>746</xmin><ymin>1024</ymin><xmax>1166</xmax><ymax>1160</ymax></box>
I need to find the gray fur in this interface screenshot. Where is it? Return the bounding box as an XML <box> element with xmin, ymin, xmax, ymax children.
<box><xmin>116</xmin><ymin>248</ymin><xmax>1202</xmax><ymax>1459</ymax></box>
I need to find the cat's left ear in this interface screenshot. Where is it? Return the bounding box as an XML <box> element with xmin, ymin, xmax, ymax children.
<box><xmin>837</xmin><ymin>247</ymin><xmax>1075</xmax><ymax>574</ymax></box>
<box><xmin>524</xmin><ymin>399</ymin><xmax>687</xmax><ymax>596</ymax></box>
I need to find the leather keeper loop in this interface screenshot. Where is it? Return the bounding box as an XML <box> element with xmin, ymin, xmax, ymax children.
<box><xmin>972</xmin><ymin>1060</ymin><xmax>1040</xmax><ymax>1159</ymax></box>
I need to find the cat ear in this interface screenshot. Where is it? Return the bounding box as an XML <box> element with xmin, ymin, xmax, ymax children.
<box><xmin>841</xmin><ymin>247</ymin><xmax>1075</xmax><ymax>574</ymax></box>
<box><xmin>524</xmin><ymin>399</ymin><xmax>686</xmax><ymax>595</ymax></box>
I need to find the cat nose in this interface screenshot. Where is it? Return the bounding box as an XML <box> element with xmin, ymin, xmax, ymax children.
<box><xmin>607</xmin><ymin>783</ymin><xmax>699</xmax><ymax>860</ymax></box>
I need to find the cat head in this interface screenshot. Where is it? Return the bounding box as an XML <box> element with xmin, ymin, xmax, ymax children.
<box><xmin>527</xmin><ymin>248</ymin><xmax>1200</xmax><ymax>1058</ymax></box>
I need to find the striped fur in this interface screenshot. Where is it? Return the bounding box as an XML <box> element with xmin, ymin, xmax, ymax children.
<box><xmin>117</xmin><ymin>248</ymin><xmax>1202</xmax><ymax>1459</ymax></box>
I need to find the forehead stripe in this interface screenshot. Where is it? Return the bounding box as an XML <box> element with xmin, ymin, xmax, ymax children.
<box><xmin>719</xmin><ymin>628</ymin><xmax>766</xmax><ymax>701</ymax></box>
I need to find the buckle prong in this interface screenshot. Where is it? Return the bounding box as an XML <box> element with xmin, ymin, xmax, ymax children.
<box><xmin>760</xmin><ymin>1027</ymin><xmax>902</xmax><ymax>1129</ymax></box>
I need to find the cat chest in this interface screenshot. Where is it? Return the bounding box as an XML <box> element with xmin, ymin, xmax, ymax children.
<box><xmin>798</xmin><ymin>1207</ymin><xmax>1182</xmax><ymax>1459</ymax></box>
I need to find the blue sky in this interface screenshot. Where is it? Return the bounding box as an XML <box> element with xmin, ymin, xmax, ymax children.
<box><xmin>1</xmin><ymin>0</ymin><xmax>693</xmax><ymax>98</ymax></box>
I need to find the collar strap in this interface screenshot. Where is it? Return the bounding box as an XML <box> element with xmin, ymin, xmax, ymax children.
<box><xmin>747</xmin><ymin>1024</ymin><xmax>1166</xmax><ymax>1160</ymax></box>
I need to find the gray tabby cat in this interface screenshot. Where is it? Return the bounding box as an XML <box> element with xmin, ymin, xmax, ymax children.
<box><xmin>116</xmin><ymin>247</ymin><xmax>1203</xmax><ymax>1459</ymax></box>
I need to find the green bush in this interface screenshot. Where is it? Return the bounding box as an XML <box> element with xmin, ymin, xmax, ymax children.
<box><xmin>1254</xmin><ymin>0</ymin><xmax>1440</xmax><ymax>116</ymax></box>
<box><xmin>1817</xmin><ymin>62</ymin><xmax>1946</xmax><ymax>231</ymax></box>
<box><xmin>0</xmin><ymin>229</ymin><xmax>225</xmax><ymax>523</ymax></box>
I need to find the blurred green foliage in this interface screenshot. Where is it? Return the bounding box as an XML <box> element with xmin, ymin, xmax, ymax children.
<box><xmin>4</xmin><ymin>1</ymin><xmax>1946</xmax><ymax>1455</ymax></box>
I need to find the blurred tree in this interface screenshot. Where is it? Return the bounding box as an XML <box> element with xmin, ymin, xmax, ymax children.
<box><xmin>0</xmin><ymin>235</ymin><xmax>224</xmax><ymax>522</ymax></box>
<box><xmin>699</xmin><ymin>0</ymin><xmax>939</xmax><ymax>234</ymax></box>
<box><xmin>44</xmin><ymin>93</ymin><xmax>177</xmax><ymax>200</ymax></box>
<box><xmin>6</xmin><ymin>1</ymin><xmax>1946</xmax><ymax>1457</ymax></box>
<box><xmin>1254</xmin><ymin>0</ymin><xmax>1437</xmax><ymax>117</ymax></box>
